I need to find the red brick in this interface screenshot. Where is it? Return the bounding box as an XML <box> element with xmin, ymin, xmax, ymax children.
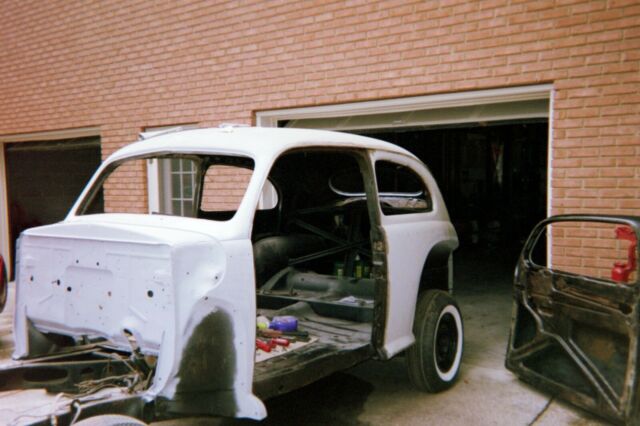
<box><xmin>619</xmin><ymin>199</ymin><xmax>640</xmax><ymax>209</ymax></box>
<box><xmin>584</xmin><ymin>178</ymin><xmax>619</xmax><ymax>188</ymax></box>
<box><xmin>552</xmin><ymin>179</ymin><xmax>583</xmax><ymax>188</ymax></box>
<box><xmin>553</xmin><ymin>158</ymin><xmax>582</xmax><ymax>168</ymax></box>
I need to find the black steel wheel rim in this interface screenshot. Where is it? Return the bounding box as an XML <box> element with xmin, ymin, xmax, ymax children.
<box><xmin>435</xmin><ymin>312</ymin><xmax>458</xmax><ymax>373</ymax></box>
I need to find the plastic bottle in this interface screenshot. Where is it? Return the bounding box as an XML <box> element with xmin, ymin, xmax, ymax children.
<box><xmin>355</xmin><ymin>255</ymin><xmax>363</xmax><ymax>278</ymax></box>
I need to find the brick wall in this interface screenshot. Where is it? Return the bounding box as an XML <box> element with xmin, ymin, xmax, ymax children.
<box><xmin>202</xmin><ymin>165</ymin><xmax>253</xmax><ymax>211</ymax></box>
<box><xmin>1</xmin><ymin>0</ymin><xmax>638</xmax><ymax>270</ymax></box>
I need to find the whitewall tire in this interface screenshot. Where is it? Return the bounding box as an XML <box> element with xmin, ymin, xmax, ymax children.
<box><xmin>406</xmin><ymin>290</ymin><xmax>464</xmax><ymax>392</ymax></box>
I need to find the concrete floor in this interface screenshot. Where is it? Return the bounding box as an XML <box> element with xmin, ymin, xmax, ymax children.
<box><xmin>0</xmin><ymin>247</ymin><xmax>609</xmax><ymax>425</ymax></box>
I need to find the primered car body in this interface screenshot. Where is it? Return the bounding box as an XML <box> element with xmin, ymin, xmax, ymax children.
<box><xmin>5</xmin><ymin>127</ymin><xmax>459</xmax><ymax>424</ymax></box>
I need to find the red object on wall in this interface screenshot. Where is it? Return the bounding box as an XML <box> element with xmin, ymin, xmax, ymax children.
<box><xmin>611</xmin><ymin>226</ymin><xmax>637</xmax><ymax>283</ymax></box>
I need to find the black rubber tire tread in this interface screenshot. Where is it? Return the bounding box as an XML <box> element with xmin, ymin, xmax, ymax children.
<box><xmin>74</xmin><ymin>414</ymin><xmax>147</xmax><ymax>426</ymax></box>
<box><xmin>406</xmin><ymin>289</ymin><xmax>463</xmax><ymax>393</ymax></box>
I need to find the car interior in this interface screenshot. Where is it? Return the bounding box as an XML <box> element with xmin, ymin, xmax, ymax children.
<box><xmin>250</xmin><ymin>150</ymin><xmax>379</xmax><ymax>395</ymax></box>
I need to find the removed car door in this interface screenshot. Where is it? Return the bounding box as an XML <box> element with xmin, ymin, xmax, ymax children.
<box><xmin>506</xmin><ymin>214</ymin><xmax>640</xmax><ymax>425</ymax></box>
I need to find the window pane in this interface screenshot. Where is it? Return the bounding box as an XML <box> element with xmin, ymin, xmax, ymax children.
<box><xmin>182</xmin><ymin>200</ymin><xmax>194</xmax><ymax>217</ymax></box>
<box><xmin>171</xmin><ymin>173</ymin><xmax>181</xmax><ymax>197</ymax></box>
<box><xmin>183</xmin><ymin>175</ymin><xmax>193</xmax><ymax>198</ymax></box>
<box><xmin>172</xmin><ymin>200</ymin><xmax>181</xmax><ymax>216</ymax></box>
<box><xmin>171</xmin><ymin>158</ymin><xmax>180</xmax><ymax>172</ymax></box>
<box><xmin>162</xmin><ymin>158</ymin><xmax>198</xmax><ymax>217</ymax></box>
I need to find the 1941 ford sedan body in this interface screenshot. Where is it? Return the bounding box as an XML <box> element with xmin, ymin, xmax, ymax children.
<box><xmin>1</xmin><ymin>127</ymin><xmax>461</xmax><ymax>425</ymax></box>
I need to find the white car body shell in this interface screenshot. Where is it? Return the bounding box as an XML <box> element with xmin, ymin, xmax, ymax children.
<box><xmin>12</xmin><ymin>127</ymin><xmax>458</xmax><ymax>420</ymax></box>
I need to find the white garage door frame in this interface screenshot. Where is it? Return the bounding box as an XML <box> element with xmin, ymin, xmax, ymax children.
<box><xmin>0</xmin><ymin>127</ymin><xmax>101</xmax><ymax>276</ymax></box>
<box><xmin>256</xmin><ymin>84</ymin><xmax>555</xmax><ymax>263</ymax></box>
<box><xmin>256</xmin><ymin>85</ymin><xmax>553</xmax><ymax>127</ymax></box>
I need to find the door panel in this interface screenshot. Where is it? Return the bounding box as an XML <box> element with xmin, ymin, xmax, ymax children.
<box><xmin>506</xmin><ymin>215</ymin><xmax>640</xmax><ymax>424</ymax></box>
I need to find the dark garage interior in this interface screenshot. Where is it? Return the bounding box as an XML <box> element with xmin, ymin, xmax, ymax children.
<box><xmin>5</xmin><ymin>137</ymin><xmax>102</xmax><ymax>275</ymax></box>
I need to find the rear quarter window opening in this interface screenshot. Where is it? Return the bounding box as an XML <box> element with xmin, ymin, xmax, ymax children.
<box><xmin>374</xmin><ymin>160</ymin><xmax>432</xmax><ymax>215</ymax></box>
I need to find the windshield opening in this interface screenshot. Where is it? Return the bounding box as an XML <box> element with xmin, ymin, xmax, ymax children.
<box><xmin>79</xmin><ymin>154</ymin><xmax>255</xmax><ymax>221</ymax></box>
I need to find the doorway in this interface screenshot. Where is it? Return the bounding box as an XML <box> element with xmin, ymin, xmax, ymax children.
<box><xmin>5</xmin><ymin>136</ymin><xmax>102</xmax><ymax>276</ymax></box>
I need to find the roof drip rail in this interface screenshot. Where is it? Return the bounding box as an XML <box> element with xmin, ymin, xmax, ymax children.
<box><xmin>138</xmin><ymin>126</ymin><xmax>186</xmax><ymax>141</ymax></box>
<box><xmin>219</xmin><ymin>123</ymin><xmax>250</xmax><ymax>132</ymax></box>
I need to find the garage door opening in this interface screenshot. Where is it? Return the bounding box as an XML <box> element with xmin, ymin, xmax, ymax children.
<box><xmin>5</xmin><ymin>137</ymin><xmax>102</xmax><ymax>276</ymax></box>
<box><xmin>357</xmin><ymin>120</ymin><xmax>548</xmax><ymax>291</ymax></box>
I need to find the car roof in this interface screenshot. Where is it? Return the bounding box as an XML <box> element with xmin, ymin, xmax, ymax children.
<box><xmin>107</xmin><ymin>127</ymin><xmax>417</xmax><ymax>163</ymax></box>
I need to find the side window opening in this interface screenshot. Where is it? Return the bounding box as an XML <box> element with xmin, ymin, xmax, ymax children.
<box><xmin>253</xmin><ymin>149</ymin><xmax>375</xmax><ymax>290</ymax></box>
<box><xmin>529</xmin><ymin>220</ymin><xmax>638</xmax><ymax>284</ymax></box>
<box><xmin>84</xmin><ymin>158</ymin><xmax>153</xmax><ymax>215</ymax></box>
<box><xmin>200</xmin><ymin>164</ymin><xmax>277</xmax><ymax>220</ymax></box>
<box><xmin>375</xmin><ymin>160</ymin><xmax>432</xmax><ymax>215</ymax></box>
<box><xmin>201</xmin><ymin>164</ymin><xmax>253</xmax><ymax>213</ymax></box>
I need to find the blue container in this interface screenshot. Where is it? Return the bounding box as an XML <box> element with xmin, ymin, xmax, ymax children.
<box><xmin>269</xmin><ymin>316</ymin><xmax>298</xmax><ymax>332</ymax></box>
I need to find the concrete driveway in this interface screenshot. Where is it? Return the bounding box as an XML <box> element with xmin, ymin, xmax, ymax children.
<box><xmin>0</xmin><ymin>249</ymin><xmax>609</xmax><ymax>425</ymax></box>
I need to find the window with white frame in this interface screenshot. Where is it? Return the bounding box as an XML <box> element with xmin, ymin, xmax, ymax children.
<box><xmin>143</xmin><ymin>125</ymin><xmax>198</xmax><ymax>216</ymax></box>
<box><xmin>164</xmin><ymin>158</ymin><xmax>197</xmax><ymax>217</ymax></box>
<box><xmin>143</xmin><ymin>124</ymin><xmax>278</xmax><ymax>217</ymax></box>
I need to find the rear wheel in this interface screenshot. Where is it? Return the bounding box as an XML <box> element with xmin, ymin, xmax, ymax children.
<box><xmin>406</xmin><ymin>290</ymin><xmax>463</xmax><ymax>392</ymax></box>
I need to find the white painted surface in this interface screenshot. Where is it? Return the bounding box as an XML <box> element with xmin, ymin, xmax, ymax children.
<box><xmin>14</xmin><ymin>216</ymin><xmax>265</xmax><ymax>419</ymax></box>
<box><xmin>281</xmin><ymin>99</ymin><xmax>549</xmax><ymax>131</ymax></box>
<box><xmin>547</xmin><ymin>88</ymin><xmax>555</xmax><ymax>268</ymax></box>
<box><xmin>147</xmin><ymin>158</ymin><xmax>161</xmax><ymax>214</ymax></box>
<box><xmin>434</xmin><ymin>304</ymin><xmax>463</xmax><ymax>382</ymax></box>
